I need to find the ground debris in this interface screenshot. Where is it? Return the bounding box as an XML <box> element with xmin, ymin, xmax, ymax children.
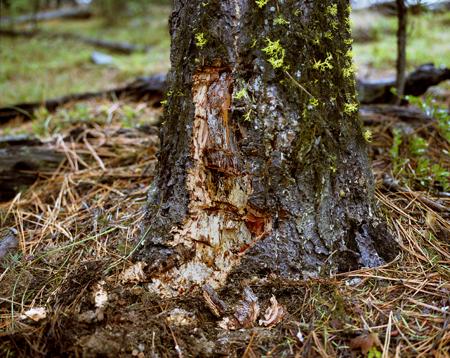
<box><xmin>20</xmin><ymin>307</ymin><xmax>47</xmax><ymax>322</ymax></box>
<box><xmin>120</xmin><ymin>262</ymin><xmax>147</xmax><ymax>284</ymax></box>
<box><xmin>258</xmin><ymin>295</ymin><xmax>285</xmax><ymax>328</ymax></box>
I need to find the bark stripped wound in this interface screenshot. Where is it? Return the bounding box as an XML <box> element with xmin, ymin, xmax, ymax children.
<box><xmin>150</xmin><ymin>67</ymin><xmax>271</xmax><ymax>295</ymax></box>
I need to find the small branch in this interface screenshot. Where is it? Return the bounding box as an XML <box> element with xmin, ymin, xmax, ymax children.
<box><xmin>284</xmin><ymin>70</ymin><xmax>314</xmax><ymax>98</ymax></box>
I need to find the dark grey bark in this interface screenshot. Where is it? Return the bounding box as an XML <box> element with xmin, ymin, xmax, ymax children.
<box><xmin>395</xmin><ymin>0</ymin><xmax>407</xmax><ymax>104</ymax></box>
<box><xmin>138</xmin><ymin>0</ymin><xmax>398</xmax><ymax>295</ymax></box>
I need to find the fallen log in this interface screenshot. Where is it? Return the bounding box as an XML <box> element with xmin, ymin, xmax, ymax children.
<box><xmin>0</xmin><ymin>6</ymin><xmax>92</xmax><ymax>26</ymax></box>
<box><xmin>357</xmin><ymin>63</ymin><xmax>450</xmax><ymax>104</ymax></box>
<box><xmin>0</xmin><ymin>73</ymin><xmax>167</xmax><ymax>124</ymax></box>
<box><xmin>359</xmin><ymin>104</ymin><xmax>433</xmax><ymax>125</ymax></box>
<box><xmin>0</xmin><ymin>135</ymin><xmax>65</xmax><ymax>202</ymax></box>
<box><xmin>2</xmin><ymin>65</ymin><xmax>444</xmax><ymax>124</ymax></box>
<box><xmin>0</xmin><ymin>29</ymin><xmax>150</xmax><ymax>54</ymax></box>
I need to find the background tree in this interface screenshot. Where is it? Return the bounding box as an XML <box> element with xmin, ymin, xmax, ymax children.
<box><xmin>395</xmin><ymin>0</ymin><xmax>407</xmax><ymax>103</ymax></box>
<box><xmin>137</xmin><ymin>0</ymin><xmax>398</xmax><ymax>295</ymax></box>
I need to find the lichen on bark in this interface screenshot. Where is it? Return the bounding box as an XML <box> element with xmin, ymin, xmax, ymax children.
<box><xmin>137</xmin><ymin>0</ymin><xmax>398</xmax><ymax>296</ymax></box>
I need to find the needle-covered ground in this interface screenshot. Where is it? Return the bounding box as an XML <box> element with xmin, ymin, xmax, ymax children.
<box><xmin>0</xmin><ymin>95</ymin><xmax>448</xmax><ymax>357</ymax></box>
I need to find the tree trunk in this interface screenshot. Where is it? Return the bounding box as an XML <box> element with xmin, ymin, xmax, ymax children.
<box><xmin>137</xmin><ymin>0</ymin><xmax>398</xmax><ymax>296</ymax></box>
<box><xmin>395</xmin><ymin>0</ymin><xmax>407</xmax><ymax>104</ymax></box>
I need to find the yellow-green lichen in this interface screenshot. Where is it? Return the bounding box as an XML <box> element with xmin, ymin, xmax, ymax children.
<box><xmin>343</xmin><ymin>102</ymin><xmax>358</xmax><ymax>115</ymax></box>
<box><xmin>274</xmin><ymin>16</ymin><xmax>289</xmax><ymax>25</ymax></box>
<box><xmin>243</xmin><ymin>109</ymin><xmax>253</xmax><ymax>121</ymax></box>
<box><xmin>195</xmin><ymin>33</ymin><xmax>207</xmax><ymax>48</ymax></box>
<box><xmin>363</xmin><ymin>129</ymin><xmax>373</xmax><ymax>142</ymax></box>
<box><xmin>344</xmin><ymin>38</ymin><xmax>353</xmax><ymax>45</ymax></box>
<box><xmin>326</xmin><ymin>4</ymin><xmax>338</xmax><ymax>17</ymax></box>
<box><xmin>330</xmin><ymin>19</ymin><xmax>338</xmax><ymax>30</ymax></box>
<box><xmin>233</xmin><ymin>87</ymin><xmax>248</xmax><ymax>100</ymax></box>
<box><xmin>262</xmin><ymin>38</ymin><xmax>286</xmax><ymax>69</ymax></box>
<box><xmin>324</xmin><ymin>31</ymin><xmax>333</xmax><ymax>40</ymax></box>
<box><xmin>342</xmin><ymin>64</ymin><xmax>355</xmax><ymax>78</ymax></box>
<box><xmin>313</xmin><ymin>53</ymin><xmax>333</xmax><ymax>71</ymax></box>
<box><xmin>255</xmin><ymin>0</ymin><xmax>269</xmax><ymax>8</ymax></box>
<box><xmin>309</xmin><ymin>97</ymin><xmax>319</xmax><ymax>107</ymax></box>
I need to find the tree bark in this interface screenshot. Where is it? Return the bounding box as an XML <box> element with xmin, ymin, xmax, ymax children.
<box><xmin>395</xmin><ymin>0</ymin><xmax>407</xmax><ymax>104</ymax></box>
<box><xmin>137</xmin><ymin>0</ymin><xmax>398</xmax><ymax>296</ymax></box>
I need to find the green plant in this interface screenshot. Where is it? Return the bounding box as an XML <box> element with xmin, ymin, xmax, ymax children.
<box><xmin>431</xmin><ymin>164</ymin><xmax>450</xmax><ymax>191</ymax></box>
<box><xmin>409</xmin><ymin>135</ymin><xmax>428</xmax><ymax>156</ymax></box>
<box><xmin>407</xmin><ymin>95</ymin><xmax>450</xmax><ymax>144</ymax></box>
<box><xmin>390</xmin><ymin>128</ymin><xmax>403</xmax><ymax>173</ymax></box>
<box><xmin>367</xmin><ymin>347</ymin><xmax>382</xmax><ymax>358</ymax></box>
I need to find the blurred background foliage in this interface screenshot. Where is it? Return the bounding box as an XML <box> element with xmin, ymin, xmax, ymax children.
<box><xmin>0</xmin><ymin>0</ymin><xmax>448</xmax><ymax>105</ymax></box>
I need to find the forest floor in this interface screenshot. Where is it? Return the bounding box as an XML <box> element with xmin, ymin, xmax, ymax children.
<box><xmin>1</xmin><ymin>5</ymin><xmax>449</xmax><ymax>358</ymax></box>
<box><xmin>0</xmin><ymin>92</ymin><xmax>448</xmax><ymax>357</ymax></box>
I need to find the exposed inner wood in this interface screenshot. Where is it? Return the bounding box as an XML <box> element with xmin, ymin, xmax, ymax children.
<box><xmin>149</xmin><ymin>67</ymin><xmax>271</xmax><ymax>295</ymax></box>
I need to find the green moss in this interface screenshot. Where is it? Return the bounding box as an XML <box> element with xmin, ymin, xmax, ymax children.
<box><xmin>262</xmin><ymin>38</ymin><xmax>286</xmax><ymax>69</ymax></box>
<box><xmin>195</xmin><ymin>32</ymin><xmax>208</xmax><ymax>48</ymax></box>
